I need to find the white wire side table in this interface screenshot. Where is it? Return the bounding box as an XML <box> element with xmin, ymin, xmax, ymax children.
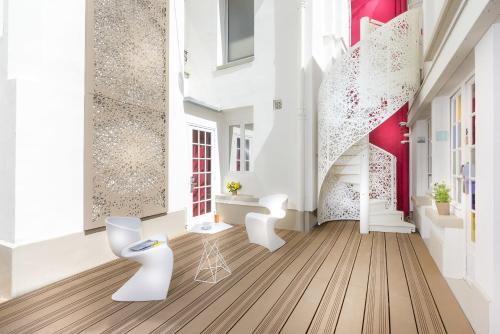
<box><xmin>189</xmin><ymin>222</ymin><xmax>233</xmax><ymax>284</ymax></box>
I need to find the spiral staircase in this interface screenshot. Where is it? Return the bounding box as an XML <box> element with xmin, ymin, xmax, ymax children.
<box><xmin>318</xmin><ymin>9</ymin><xmax>421</xmax><ymax>233</ymax></box>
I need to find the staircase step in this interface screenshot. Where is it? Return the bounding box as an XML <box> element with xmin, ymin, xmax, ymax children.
<box><xmin>337</xmin><ymin>175</ymin><xmax>361</xmax><ymax>184</ymax></box>
<box><xmin>333</xmin><ymin>165</ymin><xmax>360</xmax><ymax>175</ymax></box>
<box><xmin>369</xmin><ymin>210</ymin><xmax>403</xmax><ymax>224</ymax></box>
<box><xmin>335</xmin><ymin>155</ymin><xmax>361</xmax><ymax>166</ymax></box>
<box><xmin>369</xmin><ymin>220</ymin><xmax>416</xmax><ymax>233</ymax></box>
<box><xmin>369</xmin><ymin>199</ymin><xmax>387</xmax><ymax>212</ymax></box>
<box><xmin>344</xmin><ymin>145</ymin><xmax>365</xmax><ymax>156</ymax></box>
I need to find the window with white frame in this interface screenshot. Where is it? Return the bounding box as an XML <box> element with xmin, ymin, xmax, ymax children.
<box><xmin>226</xmin><ymin>0</ymin><xmax>254</xmax><ymax>62</ymax></box>
<box><xmin>229</xmin><ymin>123</ymin><xmax>253</xmax><ymax>172</ymax></box>
<box><xmin>450</xmin><ymin>92</ymin><xmax>463</xmax><ymax>206</ymax></box>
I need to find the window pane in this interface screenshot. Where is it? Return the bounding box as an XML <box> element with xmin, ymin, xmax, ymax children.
<box><xmin>206</xmin><ymin>146</ymin><xmax>211</xmax><ymax>159</ymax></box>
<box><xmin>200</xmin><ymin>201</ymin><xmax>205</xmax><ymax>215</ymax></box>
<box><xmin>200</xmin><ymin>145</ymin><xmax>205</xmax><ymax>158</ymax></box>
<box><xmin>227</xmin><ymin>0</ymin><xmax>254</xmax><ymax>62</ymax></box>
<box><xmin>192</xmin><ymin>130</ymin><xmax>198</xmax><ymax>143</ymax></box>
<box><xmin>229</xmin><ymin>125</ymin><xmax>241</xmax><ymax>172</ymax></box>
<box><xmin>244</xmin><ymin>123</ymin><xmax>253</xmax><ymax>171</ymax></box>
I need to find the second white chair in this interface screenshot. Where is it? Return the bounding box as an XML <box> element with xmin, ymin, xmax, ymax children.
<box><xmin>245</xmin><ymin>194</ymin><xmax>288</xmax><ymax>252</ymax></box>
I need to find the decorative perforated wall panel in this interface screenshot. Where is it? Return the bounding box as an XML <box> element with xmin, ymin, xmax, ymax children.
<box><xmin>369</xmin><ymin>144</ymin><xmax>397</xmax><ymax>211</ymax></box>
<box><xmin>85</xmin><ymin>0</ymin><xmax>168</xmax><ymax>229</ymax></box>
<box><xmin>318</xmin><ymin>9</ymin><xmax>421</xmax><ymax>223</ymax></box>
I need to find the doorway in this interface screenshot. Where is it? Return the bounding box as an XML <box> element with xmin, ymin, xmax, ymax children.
<box><xmin>188</xmin><ymin>125</ymin><xmax>215</xmax><ymax>227</ymax></box>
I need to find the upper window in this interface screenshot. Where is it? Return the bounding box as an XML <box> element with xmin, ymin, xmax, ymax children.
<box><xmin>226</xmin><ymin>0</ymin><xmax>254</xmax><ymax>62</ymax></box>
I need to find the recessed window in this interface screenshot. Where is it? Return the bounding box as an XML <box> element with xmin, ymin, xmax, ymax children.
<box><xmin>226</xmin><ymin>0</ymin><xmax>254</xmax><ymax>62</ymax></box>
<box><xmin>229</xmin><ymin>123</ymin><xmax>253</xmax><ymax>172</ymax></box>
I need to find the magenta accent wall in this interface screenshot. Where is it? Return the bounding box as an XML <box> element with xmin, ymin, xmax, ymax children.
<box><xmin>350</xmin><ymin>0</ymin><xmax>410</xmax><ymax>217</ymax></box>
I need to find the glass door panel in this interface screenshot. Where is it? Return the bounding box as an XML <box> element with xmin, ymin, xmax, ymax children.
<box><xmin>190</xmin><ymin>128</ymin><xmax>214</xmax><ymax>225</ymax></box>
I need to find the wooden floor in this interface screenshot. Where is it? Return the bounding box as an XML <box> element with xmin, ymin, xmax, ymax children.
<box><xmin>0</xmin><ymin>221</ymin><xmax>474</xmax><ymax>334</ymax></box>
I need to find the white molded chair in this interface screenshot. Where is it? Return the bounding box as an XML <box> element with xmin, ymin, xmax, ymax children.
<box><xmin>105</xmin><ymin>217</ymin><xmax>174</xmax><ymax>301</ymax></box>
<box><xmin>245</xmin><ymin>194</ymin><xmax>288</xmax><ymax>252</ymax></box>
<box><xmin>105</xmin><ymin>217</ymin><xmax>142</xmax><ymax>257</ymax></box>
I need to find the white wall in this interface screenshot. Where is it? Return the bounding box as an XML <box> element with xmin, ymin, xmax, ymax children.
<box><xmin>422</xmin><ymin>0</ymin><xmax>445</xmax><ymax>55</ymax></box>
<box><xmin>185</xmin><ymin>0</ymin><xmax>349</xmax><ymax>213</ymax></box>
<box><xmin>5</xmin><ymin>0</ymin><xmax>86</xmax><ymax>244</ymax></box>
<box><xmin>0</xmin><ymin>0</ymin><xmax>187</xmax><ymax>245</ymax></box>
<box><xmin>410</xmin><ymin>119</ymin><xmax>429</xmax><ymax>199</ymax></box>
<box><xmin>185</xmin><ymin>0</ymin><xmax>302</xmax><ymax>210</ymax></box>
<box><xmin>475</xmin><ymin>23</ymin><xmax>500</xmax><ymax>334</ymax></box>
<box><xmin>430</xmin><ymin>96</ymin><xmax>450</xmax><ymax>186</ymax></box>
<box><xmin>0</xmin><ymin>0</ymin><xmax>15</xmax><ymax>244</ymax></box>
<box><xmin>0</xmin><ymin>0</ymin><xmax>189</xmax><ymax>297</ymax></box>
<box><xmin>416</xmin><ymin>21</ymin><xmax>500</xmax><ymax>334</ymax></box>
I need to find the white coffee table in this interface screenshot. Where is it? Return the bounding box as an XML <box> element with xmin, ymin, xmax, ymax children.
<box><xmin>189</xmin><ymin>222</ymin><xmax>233</xmax><ymax>283</ymax></box>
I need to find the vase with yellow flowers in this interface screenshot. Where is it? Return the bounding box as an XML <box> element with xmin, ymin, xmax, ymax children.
<box><xmin>226</xmin><ymin>181</ymin><xmax>241</xmax><ymax>196</ymax></box>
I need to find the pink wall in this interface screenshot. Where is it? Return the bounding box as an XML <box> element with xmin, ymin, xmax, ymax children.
<box><xmin>350</xmin><ymin>0</ymin><xmax>410</xmax><ymax>217</ymax></box>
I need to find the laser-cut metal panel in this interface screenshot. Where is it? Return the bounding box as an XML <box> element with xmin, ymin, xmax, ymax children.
<box><xmin>85</xmin><ymin>0</ymin><xmax>168</xmax><ymax>230</ymax></box>
<box><xmin>369</xmin><ymin>144</ymin><xmax>397</xmax><ymax>211</ymax></box>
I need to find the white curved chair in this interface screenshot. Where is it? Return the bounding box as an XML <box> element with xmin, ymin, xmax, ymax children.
<box><xmin>105</xmin><ymin>217</ymin><xmax>174</xmax><ymax>301</ymax></box>
<box><xmin>245</xmin><ymin>194</ymin><xmax>288</xmax><ymax>252</ymax></box>
<box><xmin>105</xmin><ymin>217</ymin><xmax>142</xmax><ymax>257</ymax></box>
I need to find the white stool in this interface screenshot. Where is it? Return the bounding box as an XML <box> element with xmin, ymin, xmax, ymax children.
<box><xmin>245</xmin><ymin>194</ymin><xmax>288</xmax><ymax>252</ymax></box>
<box><xmin>105</xmin><ymin>217</ymin><xmax>173</xmax><ymax>301</ymax></box>
<box><xmin>190</xmin><ymin>222</ymin><xmax>233</xmax><ymax>284</ymax></box>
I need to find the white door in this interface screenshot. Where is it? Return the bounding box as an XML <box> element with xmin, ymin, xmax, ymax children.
<box><xmin>188</xmin><ymin>125</ymin><xmax>215</xmax><ymax>227</ymax></box>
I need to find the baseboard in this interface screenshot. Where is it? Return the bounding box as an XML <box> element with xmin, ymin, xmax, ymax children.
<box><xmin>446</xmin><ymin>278</ymin><xmax>491</xmax><ymax>334</ymax></box>
<box><xmin>4</xmin><ymin>210</ymin><xmax>186</xmax><ymax>299</ymax></box>
<box><xmin>215</xmin><ymin>202</ymin><xmax>317</xmax><ymax>232</ymax></box>
<box><xmin>0</xmin><ymin>244</ymin><xmax>12</xmax><ymax>300</ymax></box>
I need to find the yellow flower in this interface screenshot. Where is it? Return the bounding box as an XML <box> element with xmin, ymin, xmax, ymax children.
<box><xmin>226</xmin><ymin>181</ymin><xmax>241</xmax><ymax>192</ymax></box>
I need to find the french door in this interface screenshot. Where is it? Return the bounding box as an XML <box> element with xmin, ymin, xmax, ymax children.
<box><xmin>188</xmin><ymin>126</ymin><xmax>214</xmax><ymax>226</ymax></box>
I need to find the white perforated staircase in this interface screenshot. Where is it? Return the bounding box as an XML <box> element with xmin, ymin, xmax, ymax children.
<box><xmin>318</xmin><ymin>9</ymin><xmax>421</xmax><ymax>233</ymax></box>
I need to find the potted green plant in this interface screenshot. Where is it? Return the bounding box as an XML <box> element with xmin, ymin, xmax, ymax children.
<box><xmin>433</xmin><ymin>182</ymin><xmax>451</xmax><ymax>215</ymax></box>
<box><xmin>226</xmin><ymin>181</ymin><xmax>241</xmax><ymax>196</ymax></box>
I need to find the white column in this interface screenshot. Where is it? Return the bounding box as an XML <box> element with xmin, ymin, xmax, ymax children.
<box><xmin>475</xmin><ymin>22</ymin><xmax>500</xmax><ymax>334</ymax></box>
<box><xmin>358</xmin><ymin>16</ymin><xmax>371</xmax><ymax>234</ymax></box>
<box><xmin>359</xmin><ymin>137</ymin><xmax>370</xmax><ymax>234</ymax></box>
<box><xmin>296</xmin><ymin>0</ymin><xmax>307</xmax><ymax>221</ymax></box>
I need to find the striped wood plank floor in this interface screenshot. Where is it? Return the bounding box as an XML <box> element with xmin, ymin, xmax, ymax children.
<box><xmin>0</xmin><ymin>221</ymin><xmax>474</xmax><ymax>333</ymax></box>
